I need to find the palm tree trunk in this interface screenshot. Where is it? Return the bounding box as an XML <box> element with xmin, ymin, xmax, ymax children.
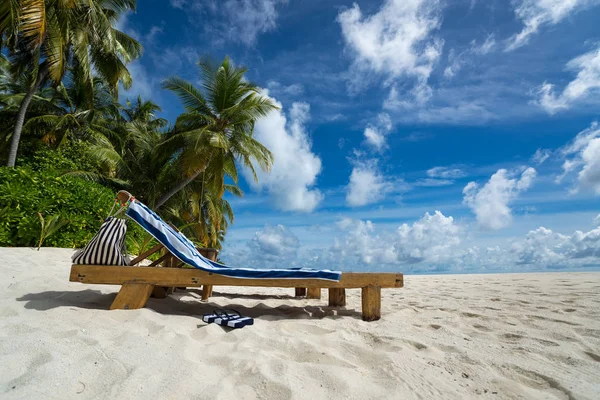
<box><xmin>154</xmin><ymin>169</ymin><xmax>203</xmax><ymax>209</ymax></box>
<box><xmin>6</xmin><ymin>66</ymin><xmax>48</xmax><ymax>167</ymax></box>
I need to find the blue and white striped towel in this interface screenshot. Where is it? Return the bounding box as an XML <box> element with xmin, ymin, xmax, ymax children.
<box><xmin>126</xmin><ymin>199</ymin><xmax>342</xmax><ymax>281</ymax></box>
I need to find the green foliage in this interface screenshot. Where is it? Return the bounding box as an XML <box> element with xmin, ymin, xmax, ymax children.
<box><xmin>0</xmin><ymin>152</ymin><xmax>147</xmax><ymax>249</ymax></box>
<box><xmin>0</xmin><ymin>50</ymin><xmax>276</xmax><ymax>251</ymax></box>
<box><xmin>36</xmin><ymin>212</ymin><xmax>69</xmax><ymax>250</ymax></box>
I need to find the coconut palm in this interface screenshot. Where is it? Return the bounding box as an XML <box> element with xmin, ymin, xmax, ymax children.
<box><xmin>156</xmin><ymin>56</ymin><xmax>278</xmax><ymax>209</ymax></box>
<box><xmin>0</xmin><ymin>55</ymin><xmax>62</xmax><ymax>156</ymax></box>
<box><xmin>2</xmin><ymin>0</ymin><xmax>142</xmax><ymax>167</ymax></box>
<box><xmin>20</xmin><ymin>72</ymin><xmax>122</xmax><ymax>149</ymax></box>
<box><xmin>165</xmin><ymin>168</ymin><xmax>243</xmax><ymax>249</ymax></box>
<box><xmin>123</xmin><ymin>95</ymin><xmax>167</xmax><ymax>130</ymax></box>
<box><xmin>79</xmin><ymin>95</ymin><xmax>180</xmax><ymax>206</ymax></box>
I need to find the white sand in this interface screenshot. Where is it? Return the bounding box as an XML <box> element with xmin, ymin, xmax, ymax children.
<box><xmin>1</xmin><ymin>247</ymin><xmax>599</xmax><ymax>400</ymax></box>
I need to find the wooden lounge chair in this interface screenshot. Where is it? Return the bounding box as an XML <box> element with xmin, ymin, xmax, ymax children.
<box><xmin>69</xmin><ymin>244</ymin><xmax>403</xmax><ymax>321</ymax></box>
<box><xmin>68</xmin><ymin>191</ymin><xmax>404</xmax><ymax>321</ymax></box>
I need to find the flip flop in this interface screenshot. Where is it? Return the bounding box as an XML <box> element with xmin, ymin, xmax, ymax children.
<box><xmin>215</xmin><ymin>309</ymin><xmax>254</xmax><ymax>329</ymax></box>
<box><xmin>202</xmin><ymin>308</ymin><xmax>228</xmax><ymax>324</ymax></box>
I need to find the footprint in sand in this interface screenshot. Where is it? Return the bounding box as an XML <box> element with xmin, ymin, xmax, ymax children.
<box><xmin>500</xmin><ymin>333</ymin><xmax>524</xmax><ymax>340</ymax></box>
<box><xmin>584</xmin><ymin>351</ymin><xmax>600</xmax><ymax>362</ymax></box>
<box><xmin>527</xmin><ymin>315</ymin><xmax>580</xmax><ymax>326</ymax></box>
<box><xmin>405</xmin><ymin>340</ymin><xmax>428</xmax><ymax>350</ymax></box>
<box><xmin>473</xmin><ymin>324</ymin><xmax>491</xmax><ymax>332</ymax></box>
<box><xmin>462</xmin><ymin>312</ymin><xmax>482</xmax><ymax>318</ymax></box>
<box><xmin>429</xmin><ymin>324</ymin><xmax>442</xmax><ymax>330</ymax></box>
<box><xmin>535</xmin><ymin>338</ymin><xmax>559</xmax><ymax>347</ymax></box>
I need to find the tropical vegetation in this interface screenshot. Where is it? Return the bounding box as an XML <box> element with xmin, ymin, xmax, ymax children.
<box><xmin>0</xmin><ymin>1</ymin><xmax>278</xmax><ymax>251</ymax></box>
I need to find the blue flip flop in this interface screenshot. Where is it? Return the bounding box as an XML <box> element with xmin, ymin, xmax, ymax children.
<box><xmin>202</xmin><ymin>309</ymin><xmax>228</xmax><ymax>324</ymax></box>
<box><xmin>204</xmin><ymin>309</ymin><xmax>254</xmax><ymax>328</ymax></box>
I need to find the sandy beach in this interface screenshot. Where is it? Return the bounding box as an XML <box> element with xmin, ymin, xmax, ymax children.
<box><xmin>0</xmin><ymin>247</ymin><xmax>599</xmax><ymax>399</ymax></box>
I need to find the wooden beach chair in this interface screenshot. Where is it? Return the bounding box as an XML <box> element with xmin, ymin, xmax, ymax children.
<box><xmin>68</xmin><ymin>192</ymin><xmax>404</xmax><ymax>321</ymax></box>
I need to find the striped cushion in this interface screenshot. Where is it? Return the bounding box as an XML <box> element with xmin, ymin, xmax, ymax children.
<box><xmin>72</xmin><ymin>217</ymin><xmax>128</xmax><ymax>265</ymax></box>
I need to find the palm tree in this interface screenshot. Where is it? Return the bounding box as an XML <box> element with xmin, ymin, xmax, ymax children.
<box><xmin>0</xmin><ymin>55</ymin><xmax>62</xmax><ymax>157</ymax></box>
<box><xmin>2</xmin><ymin>0</ymin><xmax>142</xmax><ymax>167</ymax></box>
<box><xmin>19</xmin><ymin>71</ymin><xmax>122</xmax><ymax>149</ymax></box>
<box><xmin>123</xmin><ymin>95</ymin><xmax>167</xmax><ymax>129</ymax></box>
<box><xmin>157</xmin><ymin>56</ymin><xmax>278</xmax><ymax>209</ymax></box>
<box><xmin>82</xmin><ymin>96</ymin><xmax>180</xmax><ymax>206</ymax></box>
<box><xmin>165</xmin><ymin>170</ymin><xmax>243</xmax><ymax>249</ymax></box>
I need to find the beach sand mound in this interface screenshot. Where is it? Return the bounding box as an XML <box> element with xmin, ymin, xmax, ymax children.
<box><xmin>1</xmin><ymin>247</ymin><xmax>599</xmax><ymax>399</ymax></box>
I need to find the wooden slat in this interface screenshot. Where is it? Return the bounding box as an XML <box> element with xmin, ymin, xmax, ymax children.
<box><xmin>70</xmin><ymin>265</ymin><xmax>403</xmax><ymax>289</ymax></box>
<box><xmin>328</xmin><ymin>288</ymin><xmax>346</xmax><ymax>307</ymax></box>
<box><xmin>110</xmin><ymin>283</ymin><xmax>153</xmax><ymax>310</ymax></box>
<box><xmin>129</xmin><ymin>243</ymin><xmax>164</xmax><ymax>266</ymax></box>
<box><xmin>148</xmin><ymin>253</ymin><xmax>170</xmax><ymax>267</ymax></box>
<box><xmin>361</xmin><ymin>286</ymin><xmax>381</xmax><ymax>321</ymax></box>
<box><xmin>306</xmin><ymin>287</ymin><xmax>321</xmax><ymax>299</ymax></box>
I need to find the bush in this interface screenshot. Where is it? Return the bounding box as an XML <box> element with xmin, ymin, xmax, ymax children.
<box><xmin>0</xmin><ymin>165</ymin><xmax>149</xmax><ymax>250</ymax></box>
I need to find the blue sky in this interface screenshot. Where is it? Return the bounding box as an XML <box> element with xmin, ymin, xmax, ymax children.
<box><xmin>119</xmin><ymin>0</ymin><xmax>600</xmax><ymax>273</ymax></box>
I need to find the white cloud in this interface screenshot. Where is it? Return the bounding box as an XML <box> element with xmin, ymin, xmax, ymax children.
<box><xmin>531</xmin><ymin>148</ymin><xmax>551</xmax><ymax>165</ymax></box>
<box><xmin>557</xmin><ymin>122</ymin><xmax>600</xmax><ymax>194</ymax></box>
<box><xmin>223</xmin><ymin>211</ymin><xmax>600</xmax><ymax>273</ymax></box>
<box><xmin>512</xmin><ymin>223</ymin><xmax>600</xmax><ymax>265</ymax></box>
<box><xmin>120</xmin><ymin>62</ymin><xmax>154</xmax><ymax>101</ymax></box>
<box><xmin>400</xmin><ymin>132</ymin><xmax>433</xmax><ymax>142</ymax></box>
<box><xmin>471</xmin><ymin>34</ymin><xmax>496</xmax><ymax>55</ymax></box>
<box><xmin>463</xmin><ymin>167</ymin><xmax>537</xmax><ymax>230</ymax></box>
<box><xmin>533</xmin><ymin>46</ymin><xmax>600</xmax><ymax>114</ymax></box>
<box><xmin>427</xmin><ymin>166</ymin><xmax>467</xmax><ymax>179</ymax></box>
<box><xmin>443</xmin><ymin>49</ymin><xmax>462</xmax><ymax>79</ymax></box>
<box><xmin>384</xmin><ymin>89</ymin><xmax>497</xmax><ymax>124</ymax></box>
<box><xmin>346</xmin><ymin>159</ymin><xmax>394</xmax><ymax>207</ymax></box>
<box><xmin>114</xmin><ymin>13</ymin><xmax>158</xmax><ymax>101</ymax></box>
<box><xmin>267</xmin><ymin>81</ymin><xmax>304</xmax><ymax>96</ymax></box>
<box><xmin>363</xmin><ymin>112</ymin><xmax>393</xmax><ymax>151</ymax></box>
<box><xmin>395</xmin><ymin>211</ymin><xmax>461</xmax><ymax>263</ymax></box>
<box><xmin>443</xmin><ymin>35</ymin><xmax>496</xmax><ymax>79</ymax></box>
<box><xmin>414</xmin><ymin>178</ymin><xmax>454</xmax><ymax>187</ymax></box>
<box><xmin>145</xmin><ymin>25</ymin><xmax>164</xmax><ymax>44</ymax></box>
<box><xmin>506</xmin><ymin>0</ymin><xmax>600</xmax><ymax>51</ymax></box>
<box><xmin>323</xmin><ymin>211</ymin><xmax>462</xmax><ymax>267</ymax></box>
<box><xmin>337</xmin><ymin>0</ymin><xmax>443</xmax><ymax>100</ymax></box>
<box><xmin>248</xmin><ymin>224</ymin><xmax>300</xmax><ymax>262</ymax></box>
<box><xmin>174</xmin><ymin>0</ymin><xmax>286</xmax><ymax>46</ymax></box>
<box><xmin>170</xmin><ymin>0</ymin><xmax>186</xmax><ymax>9</ymax></box>
<box><xmin>225</xmin><ymin>0</ymin><xmax>287</xmax><ymax>45</ymax></box>
<box><xmin>248</xmin><ymin>96</ymin><xmax>323</xmax><ymax>212</ymax></box>
<box><xmin>414</xmin><ymin>166</ymin><xmax>466</xmax><ymax>187</ymax></box>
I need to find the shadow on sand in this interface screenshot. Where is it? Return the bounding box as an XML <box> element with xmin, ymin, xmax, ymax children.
<box><xmin>16</xmin><ymin>289</ymin><xmax>362</xmax><ymax>321</ymax></box>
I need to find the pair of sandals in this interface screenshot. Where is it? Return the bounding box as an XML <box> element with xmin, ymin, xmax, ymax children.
<box><xmin>202</xmin><ymin>309</ymin><xmax>254</xmax><ymax>329</ymax></box>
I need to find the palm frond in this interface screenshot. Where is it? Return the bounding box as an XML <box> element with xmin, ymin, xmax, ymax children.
<box><xmin>162</xmin><ymin>76</ymin><xmax>214</xmax><ymax>116</ymax></box>
<box><xmin>20</xmin><ymin>0</ymin><xmax>46</xmax><ymax>48</ymax></box>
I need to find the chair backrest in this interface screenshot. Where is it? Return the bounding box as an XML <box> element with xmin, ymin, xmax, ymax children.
<box><xmin>125</xmin><ymin>198</ymin><xmax>342</xmax><ymax>281</ymax></box>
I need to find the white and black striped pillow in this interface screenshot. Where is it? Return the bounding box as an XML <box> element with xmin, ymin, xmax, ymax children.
<box><xmin>72</xmin><ymin>217</ymin><xmax>128</xmax><ymax>265</ymax></box>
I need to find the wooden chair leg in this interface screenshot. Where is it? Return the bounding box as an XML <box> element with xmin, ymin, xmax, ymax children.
<box><xmin>328</xmin><ymin>288</ymin><xmax>346</xmax><ymax>307</ymax></box>
<box><xmin>201</xmin><ymin>285</ymin><xmax>213</xmax><ymax>301</ymax></box>
<box><xmin>361</xmin><ymin>286</ymin><xmax>381</xmax><ymax>321</ymax></box>
<box><xmin>295</xmin><ymin>287</ymin><xmax>307</xmax><ymax>297</ymax></box>
<box><xmin>110</xmin><ymin>283</ymin><xmax>154</xmax><ymax>310</ymax></box>
<box><xmin>306</xmin><ymin>287</ymin><xmax>321</xmax><ymax>299</ymax></box>
<box><xmin>151</xmin><ymin>286</ymin><xmax>174</xmax><ymax>299</ymax></box>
